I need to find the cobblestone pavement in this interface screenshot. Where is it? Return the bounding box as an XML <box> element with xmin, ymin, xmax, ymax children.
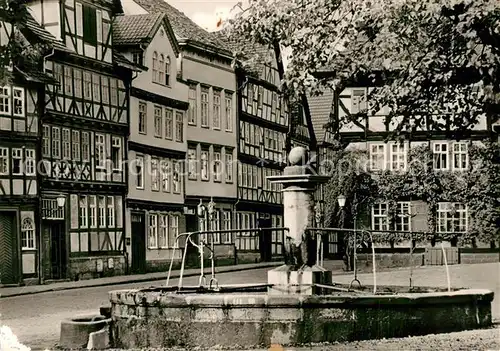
<box><xmin>1</xmin><ymin>263</ymin><xmax>498</xmax><ymax>350</ymax></box>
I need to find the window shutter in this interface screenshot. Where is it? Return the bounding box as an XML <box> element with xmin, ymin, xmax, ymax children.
<box><xmin>83</xmin><ymin>5</ymin><xmax>97</xmax><ymax>46</ymax></box>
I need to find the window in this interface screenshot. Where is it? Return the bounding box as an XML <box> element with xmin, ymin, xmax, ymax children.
<box><xmin>96</xmin><ymin>9</ymin><xmax>102</xmax><ymax>42</ymax></box>
<box><xmin>98</xmin><ymin>195</ymin><xmax>106</xmax><ymax>228</ymax></box>
<box><xmin>54</xmin><ymin>64</ymin><xmax>63</xmax><ymax>92</ymax></box>
<box><xmin>79</xmin><ymin>196</ymin><xmax>88</xmax><ymax>228</ymax></box>
<box><xmin>351</xmin><ymin>89</ymin><xmax>366</xmax><ymax>114</ymax></box>
<box><xmin>13</xmin><ymin>88</ymin><xmax>24</xmax><ymax>116</ymax></box>
<box><xmin>0</xmin><ymin>87</ymin><xmax>9</xmax><ymax>114</ymax></box>
<box><xmin>132</xmin><ymin>51</ymin><xmax>143</xmax><ymax>66</ymax></box>
<box><xmin>82</xmin><ymin>132</ymin><xmax>90</xmax><ymax>162</ymax></box>
<box><xmin>0</xmin><ymin>148</ymin><xmax>8</xmax><ymax>175</ymax></box>
<box><xmin>213</xmin><ymin>91</ymin><xmax>221</xmax><ymax>129</ymax></box>
<box><xmin>12</xmin><ymin>149</ymin><xmax>22</xmax><ymax>175</ymax></box>
<box><xmin>151</xmin><ymin>158</ymin><xmax>160</xmax><ymax>191</ymax></box>
<box><xmin>175</xmin><ymin>112</ymin><xmax>183</xmax><ymax>142</ymax></box>
<box><xmin>89</xmin><ymin>195</ymin><xmax>97</xmax><ymax>228</ymax></box>
<box><xmin>211</xmin><ymin>210</ymin><xmax>221</xmax><ymax>244</ymax></box>
<box><xmin>201</xmin><ymin>88</ymin><xmax>209</xmax><ymax>127</ymax></box>
<box><xmin>64</xmin><ymin>66</ymin><xmax>72</xmax><ymax>96</ymax></box>
<box><xmin>107</xmin><ymin>196</ymin><xmax>115</xmax><ymax>228</ymax></box>
<box><xmin>453</xmin><ymin>142</ymin><xmax>468</xmax><ymax>170</ymax></box>
<box><xmin>92</xmin><ymin>74</ymin><xmax>100</xmax><ymax>102</ymax></box>
<box><xmin>225</xmin><ymin>153</ymin><xmax>233</xmax><ymax>183</ymax></box>
<box><xmin>62</xmin><ymin>128</ymin><xmax>71</xmax><ymax>159</ymax></box>
<box><xmin>213</xmin><ymin>151</ymin><xmax>222</xmax><ymax>182</ymax></box>
<box><xmin>42</xmin><ymin>126</ymin><xmax>50</xmax><ymax>157</ymax></box>
<box><xmin>433</xmin><ymin>143</ymin><xmax>448</xmax><ymax>170</ymax></box>
<box><xmin>222</xmin><ymin>211</ymin><xmax>231</xmax><ymax>243</ymax></box>
<box><xmin>201</xmin><ymin>150</ymin><xmax>209</xmax><ymax>181</ymax></box>
<box><xmin>188</xmin><ymin>86</ymin><xmax>196</xmax><ymax>125</ymax></box>
<box><xmin>225</xmin><ymin>96</ymin><xmax>232</xmax><ymax>131</ymax></box>
<box><xmin>95</xmin><ymin>134</ymin><xmax>105</xmax><ymax>169</ymax></box>
<box><xmin>437</xmin><ymin>202</ymin><xmax>468</xmax><ymax>233</ymax></box>
<box><xmin>159</xmin><ymin>214</ymin><xmax>168</xmax><ymax>248</ymax></box>
<box><xmin>165</xmin><ymin>56</ymin><xmax>171</xmax><ymax>85</ymax></box>
<box><xmin>173</xmin><ymin>161</ymin><xmax>181</xmax><ymax>193</ymax></box>
<box><xmin>188</xmin><ymin>148</ymin><xmax>197</xmax><ymax>180</ymax></box>
<box><xmin>148</xmin><ymin>213</ymin><xmax>158</xmax><ymax>248</ymax></box>
<box><xmin>158</xmin><ymin>54</ymin><xmax>165</xmax><ymax>84</ymax></box>
<box><xmin>74</xmin><ymin>69</ymin><xmax>82</xmax><ymax>98</ymax></box>
<box><xmin>139</xmin><ymin>102</ymin><xmax>147</xmax><ymax>134</ymax></box>
<box><xmin>83</xmin><ymin>4</ymin><xmax>97</xmax><ymax>45</ymax></box>
<box><xmin>154</xmin><ymin>106</ymin><xmax>162</xmax><ymax>138</ymax></box>
<box><xmin>169</xmin><ymin>215</ymin><xmax>179</xmax><ymax>247</ymax></box>
<box><xmin>390</xmin><ymin>143</ymin><xmax>406</xmax><ymax>171</ymax></box>
<box><xmin>371</xmin><ymin>203</ymin><xmax>388</xmax><ymax>231</ymax></box>
<box><xmin>370</xmin><ymin>144</ymin><xmax>385</xmax><ymax>171</ymax></box>
<box><xmin>25</xmin><ymin>149</ymin><xmax>35</xmax><ymax>176</ymax></box>
<box><xmin>21</xmin><ymin>218</ymin><xmax>35</xmax><ymax>250</ymax></box>
<box><xmin>101</xmin><ymin>76</ymin><xmax>109</xmax><ymax>104</ymax></box>
<box><xmin>83</xmin><ymin>72</ymin><xmax>92</xmax><ymax>99</ymax></box>
<box><xmin>152</xmin><ymin>51</ymin><xmax>158</xmax><ymax>83</ymax></box>
<box><xmin>110</xmin><ymin>79</ymin><xmax>118</xmax><ymax>106</ymax></box>
<box><xmin>72</xmin><ymin>131</ymin><xmax>80</xmax><ymax>161</ymax></box>
<box><xmin>165</xmin><ymin>109</ymin><xmax>173</xmax><ymax>139</ymax></box>
<box><xmin>111</xmin><ymin>137</ymin><xmax>122</xmax><ymax>170</ymax></box>
<box><xmin>136</xmin><ymin>155</ymin><xmax>144</xmax><ymax>189</ymax></box>
<box><xmin>396</xmin><ymin>202</ymin><xmax>411</xmax><ymax>232</ymax></box>
<box><xmin>159</xmin><ymin>160</ymin><xmax>170</xmax><ymax>192</ymax></box>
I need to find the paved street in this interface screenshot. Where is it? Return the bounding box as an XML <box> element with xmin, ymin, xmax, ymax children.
<box><xmin>0</xmin><ymin>263</ymin><xmax>498</xmax><ymax>350</ymax></box>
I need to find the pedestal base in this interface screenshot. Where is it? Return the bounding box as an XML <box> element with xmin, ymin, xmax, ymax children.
<box><xmin>267</xmin><ymin>264</ymin><xmax>333</xmax><ymax>295</ymax></box>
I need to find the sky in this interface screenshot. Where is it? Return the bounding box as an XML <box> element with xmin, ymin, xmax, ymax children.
<box><xmin>166</xmin><ymin>0</ymin><xmax>239</xmax><ymax>31</ymax></box>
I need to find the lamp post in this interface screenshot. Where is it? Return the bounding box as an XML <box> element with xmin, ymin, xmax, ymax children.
<box><xmin>337</xmin><ymin>195</ymin><xmax>347</xmax><ymax>267</ymax></box>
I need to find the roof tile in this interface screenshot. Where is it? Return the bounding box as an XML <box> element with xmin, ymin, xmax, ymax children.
<box><xmin>307</xmin><ymin>90</ymin><xmax>334</xmax><ymax>143</ymax></box>
<box><xmin>24</xmin><ymin>12</ymin><xmax>72</xmax><ymax>52</ymax></box>
<box><xmin>113</xmin><ymin>13</ymin><xmax>163</xmax><ymax>46</ymax></box>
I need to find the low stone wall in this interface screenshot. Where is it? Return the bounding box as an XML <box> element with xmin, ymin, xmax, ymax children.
<box><xmin>460</xmin><ymin>253</ymin><xmax>500</xmax><ymax>264</ymax></box>
<box><xmin>109</xmin><ymin>289</ymin><xmax>493</xmax><ymax>349</ymax></box>
<box><xmin>70</xmin><ymin>256</ymin><xmax>126</xmax><ymax>281</ymax></box>
<box><xmin>355</xmin><ymin>253</ymin><xmax>424</xmax><ymax>273</ymax></box>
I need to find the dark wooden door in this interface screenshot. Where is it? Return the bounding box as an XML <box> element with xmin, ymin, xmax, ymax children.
<box><xmin>0</xmin><ymin>212</ymin><xmax>19</xmax><ymax>285</ymax></box>
<box><xmin>50</xmin><ymin>222</ymin><xmax>67</xmax><ymax>280</ymax></box>
<box><xmin>131</xmin><ymin>212</ymin><xmax>146</xmax><ymax>274</ymax></box>
<box><xmin>258</xmin><ymin>217</ymin><xmax>272</xmax><ymax>262</ymax></box>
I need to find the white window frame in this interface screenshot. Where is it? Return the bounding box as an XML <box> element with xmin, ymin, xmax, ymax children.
<box><xmin>98</xmin><ymin>195</ymin><xmax>106</xmax><ymax>228</ymax></box>
<box><xmin>159</xmin><ymin>214</ymin><xmax>168</xmax><ymax>248</ymax></box>
<box><xmin>213</xmin><ymin>91</ymin><xmax>221</xmax><ymax>130</ymax></box>
<box><xmin>370</xmin><ymin>144</ymin><xmax>386</xmax><ymax>171</ymax></box>
<box><xmin>390</xmin><ymin>142</ymin><xmax>407</xmax><ymax>171</ymax></box>
<box><xmin>139</xmin><ymin>102</ymin><xmax>147</xmax><ymax>134</ymax></box>
<box><xmin>52</xmin><ymin>127</ymin><xmax>61</xmax><ymax>159</ymax></box>
<box><xmin>161</xmin><ymin>159</ymin><xmax>171</xmax><ymax>193</ymax></box>
<box><xmin>169</xmin><ymin>215</ymin><xmax>179</xmax><ymax>248</ymax></box>
<box><xmin>437</xmin><ymin>202</ymin><xmax>468</xmax><ymax>233</ymax></box>
<box><xmin>107</xmin><ymin>196</ymin><xmax>115</xmax><ymax>228</ymax></box>
<box><xmin>154</xmin><ymin>105</ymin><xmax>162</xmax><ymax>138</ymax></box>
<box><xmin>79</xmin><ymin>195</ymin><xmax>88</xmax><ymax>228</ymax></box>
<box><xmin>173</xmin><ymin>161</ymin><xmax>181</xmax><ymax>194</ymax></box>
<box><xmin>21</xmin><ymin>217</ymin><xmax>35</xmax><ymax>250</ymax></box>
<box><xmin>452</xmin><ymin>142</ymin><xmax>468</xmax><ymax>170</ymax></box>
<box><xmin>201</xmin><ymin>89</ymin><xmax>209</xmax><ymax>127</ymax></box>
<box><xmin>12</xmin><ymin>148</ymin><xmax>22</xmax><ymax>175</ymax></box>
<box><xmin>148</xmin><ymin>213</ymin><xmax>158</xmax><ymax>249</ymax></box>
<box><xmin>371</xmin><ymin>203</ymin><xmax>389</xmax><ymax>231</ymax></box>
<box><xmin>213</xmin><ymin>151</ymin><xmax>222</xmax><ymax>182</ymax></box>
<box><xmin>188</xmin><ymin>86</ymin><xmax>197</xmax><ymax>125</ymax></box>
<box><xmin>222</xmin><ymin>211</ymin><xmax>232</xmax><ymax>244</ymax></box>
<box><xmin>201</xmin><ymin>150</ymin><xmax>209</xmax><ymax>181</ymax></box>
<box><xmin>89</xmin><ymin>195</ymin><xmax>97</xmax><ymax>228</ymax></box>
<box><xmin>0</xmin><ymin>147</ymin><xmax>8</xmax><ymax>175</ymax></box>
<box><xmin>82</xmin><ymin>132</ymin><xmax>90</xmax><ymax>162</ymax></box>
<box><xmin>0</xmin><ymin>86</ymin><xmax>9</xmax><ymax>114</ymax></box>
<box><xmin>351</xmin><ymin>88</ymin><xmax>366</xmax><ymax>114</ymax></box>
<box><xmin>165</xmin><ymin>108</ymin><xmax>173</xmax><ymax>140</ymax></box>
<box><xmin>225</xmin><ymin>96</ymin><xmax>233</xmax><ymax>132</ymax></box>
<box><xmin>225</xmin><ymin>153</ymin><xmax>233</xmax><ymax>183</ymax></box>
<box><xmin>152</xmin><ymin>52</ymin><xmax>158</xmax><ymax>83</ymax></box>
<box><xmin>13</xmin><ymin>87</ymin><xmax>24</xmax><ymax>117</ymax></box>
<box><xmin>25</xmin><ymin>149</ymin><xmax>35</xmax><ymax>176</ymax></box>
<box><xmin>188</xmin><ymin>148</ymin><xmax>197</xmax><ymax>180</ymax></box>
<box><xmin>62</xmin><ymin>128</ymin><xmax>71</xmax><ymax>159</ymax></box>
<box><xmin>136</xmin><ymin>155</ymin><xmax>144</xmax><ymax>189</ymax></box>
<box><xmin>151</xmin><ymin>158</ymin><xmax>160</xmax><ymax>191</ymax></box>
<box><xmin>72</xmin><ymin>130</ymin><xmax>80</xmax><ymax>161</ymax></box>
<box><xmin>95</xmin><ymin>133</ymin><xmax>106</xmax><ymax>169</ymax></box>
<box><xmin>111</xmin><ymin>137</ymin><xmax>122</xmax><ymax>171</ymax></box>
<box><xmin>42</xmin><ymin>126</ymin><xmax>50</xmax><ymax>157</ymax></box>
<box><xmin>175</xmin><ymin>111</ymin><xmax>183</xmax><ymax>142</ymax></box>
<box><xmin>395</xmin><ymin>202</ymin><xmax>411</xmax><ymax>232</ymax></box>
<box><xmin>433</xmin><ymin>142</ymin><xmax>449</xmax><ymax>170</ymax></box>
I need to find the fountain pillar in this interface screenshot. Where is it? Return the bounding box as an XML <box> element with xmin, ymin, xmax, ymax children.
<box><xmin>267</xmin><ymin>147</ymin><xmax>331</xmax><ymax>295</ymax></box>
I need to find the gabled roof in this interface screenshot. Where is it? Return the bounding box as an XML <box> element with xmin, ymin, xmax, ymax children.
<box><xmin>113</xmin><ymin>13</ymin><xmax>164</xmax><ymax>46</ymax></box>
<box><xmin>24</xmin><ymin>11</ymin><xmax>72</xmax><ymax>53</ymax></box>
<box><xmin>133</xmin><ymin>0</ymin><xmax>225</xmax><ymax>50</ymax></box>
<box><xmin>307</xmin><ymin>90</ymin><xmax>335</xmax><ymax>144</ymax></box>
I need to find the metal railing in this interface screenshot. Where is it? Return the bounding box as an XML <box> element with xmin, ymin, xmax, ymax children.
<box><xmin>165</xmin><ymin>227</ymin><xmax>290</xmax><ymax>291</ymax></box>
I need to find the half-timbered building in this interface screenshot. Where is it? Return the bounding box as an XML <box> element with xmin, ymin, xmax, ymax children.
<box><xmin>27</xmin><ymin>0</ymin><xmax>139</xmax><ymax>281</ymax></box>
<box><xmin>123</xmin><ymin>0</ymin><xmax>238</xmax><ymax>254</ymax></box>
<box><xmin>0</xmin><ymin>14</ymin><xmax>59</xmax><ymax>285</ymax></box>
<box><xmin>308</xmin><ymin>83</ymin><xmax>498</xmax><ymax>248</ymax></box>
<box><xmin>113</xmin><ymin>13</ymin><xmax>188</xmax><ymax>273</ymax></box>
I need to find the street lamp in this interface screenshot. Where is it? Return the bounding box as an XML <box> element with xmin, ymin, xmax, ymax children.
<box><xmin>337</xmin><ymin>195</ymin><xmax>346</xmax><ymax>209</ymax></box>
<box><xmin>56</xmin><ymin>194</ymin><xmax>66</xmax><ymax>208</ymax></box>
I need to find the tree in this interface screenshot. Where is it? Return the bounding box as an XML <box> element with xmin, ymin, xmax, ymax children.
<box><xmin>227</xmin><ymin>0</ymin><xmax>500</xmax><ymax>138</ymax></box>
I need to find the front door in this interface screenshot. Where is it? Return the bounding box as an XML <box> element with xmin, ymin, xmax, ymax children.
<box><xmin>0</xmin><ymin>212</ymin><xmax>19</xmax><ymax>285</ymax></box>
<box><xmin>258</xmin><ymin>217</ymin><xmax>272</xmax><ymax>262</ymax></box>
<box><xmin>49</xmin><ymin>222</ymin><xmax>66</xmax><ymax>280</ymax></box>
<box><xmin>131</xmin><ymin>212</ymin><xmax>146</xmax><ymax>274</ymax></box>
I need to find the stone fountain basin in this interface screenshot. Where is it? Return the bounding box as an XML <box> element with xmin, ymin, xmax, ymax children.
<box><xmin>109</xmin><ymin>286</ymin><xmax>493</xmax><ymax>349</ymax></box>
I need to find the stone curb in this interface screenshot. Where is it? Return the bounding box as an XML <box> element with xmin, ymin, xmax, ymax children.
<box><xmin>0</xmin><ymin>262</ymin><xmax>283</xmax><ymax>299</ymax></box>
